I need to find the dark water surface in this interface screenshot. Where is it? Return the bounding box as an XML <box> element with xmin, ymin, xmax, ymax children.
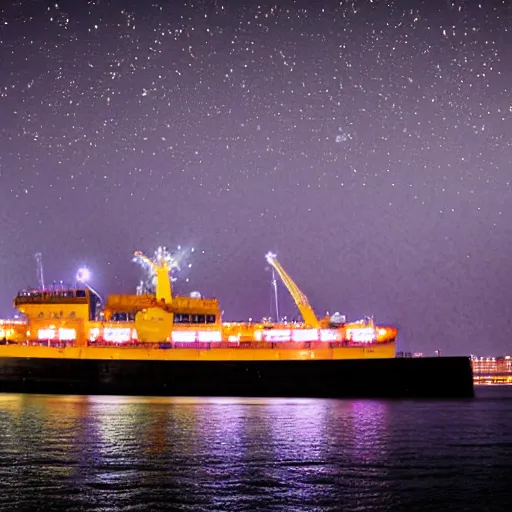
<box><xmin>0</xmin><ymin>386</ymin><xmax>510</xmax><ymax>511</ymax></box>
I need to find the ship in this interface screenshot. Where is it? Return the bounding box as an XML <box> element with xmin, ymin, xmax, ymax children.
<box><xmin>0</xmin><ymin>252</ymin><xmax>474</xmax><ymax>398</ymax></box>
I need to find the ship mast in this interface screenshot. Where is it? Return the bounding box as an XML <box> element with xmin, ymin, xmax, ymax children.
<box><xmin>271</xmin><ymin>267</ymin><xmax>280</xmax><ymax>322</ymax></box>
<box><xmin>34</xmin><ymin>252</ymin><xmax>45</xmax><ymax>289</ymax></box>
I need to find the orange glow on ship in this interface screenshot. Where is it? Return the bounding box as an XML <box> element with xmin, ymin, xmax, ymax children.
<box><xmin>0</xmin><ymin>252</ymin><xmax>398</xmax><ymax>362</ymax></box>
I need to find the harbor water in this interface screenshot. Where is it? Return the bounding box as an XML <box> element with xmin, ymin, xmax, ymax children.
<box><xmin>0</xmin><ymin>386</ymin><xmax>510</xmax><ymax>511</ymax></box>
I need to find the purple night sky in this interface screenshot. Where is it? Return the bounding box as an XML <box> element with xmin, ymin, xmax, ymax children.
<box><xmin>1</xmin><ymin>0</ymin><xmax>511</xmax><ymax>356</ymax></box>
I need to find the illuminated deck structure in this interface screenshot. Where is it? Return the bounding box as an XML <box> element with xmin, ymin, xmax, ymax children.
<box><xmin>0</xmin><ymin>252</ymin><xmax>397</xmax><ymax>361</ymax></box>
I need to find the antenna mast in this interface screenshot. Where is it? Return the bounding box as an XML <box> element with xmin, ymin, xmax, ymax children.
<box><xmin>34</xmin><ymin>252</ymin><xmax>45</xmax><ymax>289</ymax></box>
<box><xmin>271</xmin><ymin>267</ymin><xmax>280</xmax><ymax>322</ymax></box>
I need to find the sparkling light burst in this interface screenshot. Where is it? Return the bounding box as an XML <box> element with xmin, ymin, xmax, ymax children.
<box><xmin>76</xmin><ymin>267</ymin><xmax>91</xmax><ymax>283</ymax></box>
<box><xmin>133</xmin><ymin>245</ymin><xmax>198</xmax><ymax>295</ymax></box>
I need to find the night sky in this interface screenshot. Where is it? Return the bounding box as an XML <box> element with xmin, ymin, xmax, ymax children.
<box><xmin>1</xmin><ymin>0</ymin><xmax>511</xmax><ymax>356</ymax></box>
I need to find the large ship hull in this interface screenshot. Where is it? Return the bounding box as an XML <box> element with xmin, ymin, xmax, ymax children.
<box><xmin>0</xmin><ymin>342</ymin><xmax>396</xmax><ymax>361</ymax></box>
<box><xmin>0</xmin><ymin>351</ymin><xmax>474</xmax><ymax>398</ymax></box>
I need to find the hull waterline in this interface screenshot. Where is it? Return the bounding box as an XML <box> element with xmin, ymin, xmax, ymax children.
<box><xmin>0</xmin><ymin>354</ymin><xmax>474</xmax><ymax>399</ymax></box>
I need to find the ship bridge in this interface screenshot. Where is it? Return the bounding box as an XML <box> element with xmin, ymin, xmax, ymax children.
<box><xmin>13</xmin><ymin>286</ymin><xmax>99</xmax><ymax>344</ymax></box>
<box><xmin>14</xmin><ymin>286</ymin><xmax>94</xmax><ymax>322</ymax></box>
<box><xmin>14</xmin><ymin>284</ymin><xmax>103</xmax><ymax>322</ymax></box>
<box><xmin>14</xmin><ymin>287</ymin><xmax>89</xmax><ymax>306</ymax></box>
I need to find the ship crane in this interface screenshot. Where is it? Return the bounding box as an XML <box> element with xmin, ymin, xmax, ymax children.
<box><xmin>133</xmin><ymin>251</ymin><xmax>174</xmax><ymax>343</ymax></box>
<box><xmin>265</xmin><ymin>252</ymin><xmax>320</xmax><ymax>328</ymax></box>
<box><xmin>133</xmin><ymin>251</ymin><xmax>173</xmax><ymax>304</ymax></box>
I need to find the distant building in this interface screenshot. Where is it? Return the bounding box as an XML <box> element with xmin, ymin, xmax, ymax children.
<box><xmin>471</xmin><ymin>356</ymin><xmax>512</xmax><ymax>385</ymax></box>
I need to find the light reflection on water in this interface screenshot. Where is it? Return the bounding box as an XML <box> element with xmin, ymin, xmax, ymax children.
<box><xmin>350</xmin><ymin>400</ymin><xmax>390</xmax><ymax>463</ymax></box>
<box><xmin>0</xmin><ymin>388</ymin><xmax>510</xmax><ymax>511</ymax></box>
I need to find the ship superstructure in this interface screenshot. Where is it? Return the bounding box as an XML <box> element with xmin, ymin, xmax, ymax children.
<box><xmin>1</xmin><ymin>252</ymin><xmax>397</xmax><ymax>361</ymax></box>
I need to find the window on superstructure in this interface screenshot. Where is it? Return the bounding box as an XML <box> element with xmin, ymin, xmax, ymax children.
<box><xmin>206</xmin><ymin>315</ymin><xmax>216</xmax><ymax>324</ymax></box>
<box><xmin>112</xmin><ymin>312</ymin><xmax>130</xmax><ymax>321</ymax></box>
<box><xmin>175</xmin><ymin>314</ymin><xmax>190</xmax><ymax>323</ymax></box>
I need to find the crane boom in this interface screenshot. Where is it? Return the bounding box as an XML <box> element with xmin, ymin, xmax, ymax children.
<box><xmin>265</xmin><ymin>252</ymin><xmax>320</xmax><ymax>328</ymax></box>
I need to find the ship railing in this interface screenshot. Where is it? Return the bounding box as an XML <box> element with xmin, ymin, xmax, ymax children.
<box><xmin>15</xmin><ymin>288</ymin><xmax>88</xmax><ymax>304</ymax></box>
<box><xmin>17</xmin><ymin>339</ymin><xmax>393</xmax><ymax>350</ymax></box>
<box><xmin>85</xmin><ymin>340</ymin><xmax>387</xmax><ymax>349</ymax></box>
<box><xmin>17</xmin><ymin>285</ymin><xmax>86</xmax><ymax>296</ymax></box>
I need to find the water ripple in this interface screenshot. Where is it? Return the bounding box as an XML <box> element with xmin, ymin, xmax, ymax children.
<box><xmin>0</xmin><ymin>387</ymin><xmax>510</xmax><ymax>511</ymax></box>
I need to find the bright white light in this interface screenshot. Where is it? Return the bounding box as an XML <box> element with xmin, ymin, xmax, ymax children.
<box><xmin>265</xmin><ymin>251</ymin><xmax>276</xmax><ymax>263</ymax></box>
<box><xmin>38</xmin><ymin>328</ymin><xmax>56</xmax><ymax>340</ymax></box>
<box><xmin>172</xmin><ymin>331</ymin><xmax>196</xmax><ymax>343</ymax></box>
<box><xmin>58</xmin><ymin>328</ymin><xmax>76</xmax><ymax>341</ymax></box>
<box><xmin>76</xmin><ymin>267</ymin><xmax>91</xmax><ymax>283</ymax></box>
<box><xmin>319</xmin><ymin>329</ymin><xmax>341</xmax><ymax>342</ymax></box>
<box><xmin>104</xmin><ymin>327</ymin><xmax>131</xmax><ymax>343</ymax></box>
<box><xmin>347</xmin><ymin>327</ymin><xmax>376</xmax><ymax>343</ymax></box>
<box><xmin>291</xmin><ymin>329</ymin><xmax>319</xmax><ymax>342</ymax></box>
<box><xmin>263</xmin><ymin>329</ymin><xmax>291</xmax><ymax>342</ymax></box>
<box><xmin>89</xmin><ymin>327</ymin><xmax>100</xmax><ymax>341</ymax></box>
<box><xmin>197</xmin><ymin>330</ymin><xmax>222</xmax><ymax>342</ymax></box>
<box><xmin>37</xmin><ymin>327</ymin><xmax>76</xmax><ymax>342</ymax></box>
